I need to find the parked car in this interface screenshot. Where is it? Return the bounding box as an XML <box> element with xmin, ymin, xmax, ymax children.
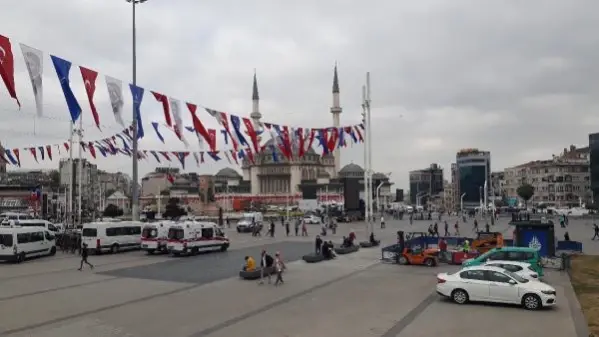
<box><xmin>436</xmin><ymin>266</ymin><xmax>556</xmax><ymax>310</ymax></box>
<box><xmin>303</xmin><ymin>215</ymin><xmax>320</xmax><ymax>224</ymax></box>
<box><xmin>462</xmin><ymin>246</ymin><xmax>544</xmax><ymax>276</ymax></box>
<box><xmin>483</xmin><ymin>260</ymin><xmax>539</xmax><ymax>280</ymax></box>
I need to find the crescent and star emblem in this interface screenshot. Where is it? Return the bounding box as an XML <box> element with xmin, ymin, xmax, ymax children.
<box><xmin>0</xmin><ymin>46</ymin><xmax>5</xmax><ymax>64</ymax></box>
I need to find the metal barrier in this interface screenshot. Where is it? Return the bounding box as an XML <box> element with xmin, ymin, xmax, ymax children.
<box><xmin>541</xmin><ymin>253</ymin><xmax>574</xmax><ymax>271</ymax></box>
<box><xmin>556</xmin><ymin>240</ymin><xmax>583</xmax><ymax>253</ymax></box>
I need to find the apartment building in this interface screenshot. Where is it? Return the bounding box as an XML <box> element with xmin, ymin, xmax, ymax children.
<box><xmin>503</xmin><ymin>145</ymin><xmax>590</xmax><ymax>207</ymax></box>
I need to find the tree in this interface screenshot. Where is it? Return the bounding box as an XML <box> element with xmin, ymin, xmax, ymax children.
<box><xmin>103</xmin><ymin>204</ymin><xmax>124</xmax><ymax>217</ymax></box>
<box><xmin>163</xmin><ymin>197</ymin><xmax>187</xmax><ymax>218</ymax></box>
<box><xmin>516</xmin><ymin>183</ymin><xmax>535</xmax><ymax>209</ymax></box>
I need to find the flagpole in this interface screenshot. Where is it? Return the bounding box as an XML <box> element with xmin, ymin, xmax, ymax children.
<box><xmin>366</xmin><ymin>72</ymin><xmax>373</xmax><ymax>233</ymax></box>
<box><xmin>77</xmin><ymin>114</ymin><xmax>84</xmax><ymax>226</ymax></box>
<box><xmin>68</xmin><ymin>123</ymin><xmax>74</xmax><ymax>228</ymax></box>
<box><xmin>127</xmin><ymin>0</ymin><xmax>148</xmax><ymax>222</ymax></box>
<box><xmin>361</xmin><ymin>85</ymin><xmax>369</xmax><ymax>232</ymax></box>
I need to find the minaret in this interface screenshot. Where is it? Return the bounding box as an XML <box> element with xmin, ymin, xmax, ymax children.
<box><xmin>248</xmin><ymin>70</ymin><xmax>261</xmax><ymax>195</ymax></box>
<box><xmin>330</xmin><ymin>63</ymin><xmax>342</xmax><ymax>177</ymax></box>
<box><xmin>250</xmin><ymin>70</ymin><xmax>261</xmax><ymax>127</ymax></box>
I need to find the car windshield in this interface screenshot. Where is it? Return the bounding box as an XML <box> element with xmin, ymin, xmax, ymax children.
<box><xmin>241</xmin><ymin>217</ymin><xmax>253</xmax><ymax>223</ymax></box>
<box><xmin>142</xmin><ymin>227</ymin><xmax>158</xmax><ymax>238</ymax></box>
<box><xmin>502</xmin><ymin>269</ymin><xmax>529</xmax><ymax>283</ymax></box>
<box><xmin>168</xmin><ymin>228</ymin><xmax>185</xmax><ymax>240</ymax></box>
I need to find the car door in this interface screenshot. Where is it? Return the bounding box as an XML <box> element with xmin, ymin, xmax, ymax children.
<box><xmin>487</xmin><ymin>270</ymin><xmax>520</xmax><ymax>304</ymax></box>
<box><xmin>459</xmin><ymin>270</ymin><xmax>490</xmax><ymax>301</ymax></box>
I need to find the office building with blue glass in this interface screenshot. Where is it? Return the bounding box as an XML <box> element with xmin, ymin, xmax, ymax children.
<box><xmin>456</xmin><ymin>149</ymin><xmax>491</xmax><ymax>210</ymax></box>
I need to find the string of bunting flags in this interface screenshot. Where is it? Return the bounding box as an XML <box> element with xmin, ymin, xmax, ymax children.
<box><xmin>0</xmin><ymin>33</ymin><xmax>366</xmax><ymax>168</ymax></box>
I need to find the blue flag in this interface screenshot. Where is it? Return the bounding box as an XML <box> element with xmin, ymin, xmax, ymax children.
<box><xmin>151</xmin><ymin>122</ymin><xmax>165</xmax><ymax>143</ymax></box>
<box><xmin>129</xmin><ymin>84</ymin><xmax>145</xmax><ymax>139</ymax></box>
<box><xmin>207</xmin><ymin>151</ymin><xmax>221</xmax><ymax>161</ymax></box>
<box><xmin>51</xmin><ymin>55</ymin><xmax>82</xmax><ymax>122</ymax></box>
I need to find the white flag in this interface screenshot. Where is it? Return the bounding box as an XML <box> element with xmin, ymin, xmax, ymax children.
<box><xmin>169</xmin><ymin>98</ymin><xmax>188</xmax><ymax>146</ymax></box>
<box><xmin>105</xmin><ymin>76</ymin><xmax>124</xmax><ymax>126</ymax></box>
<box><xmin>20</xmin><ymin>44</ymin><xmax>43</xmax><ymax>117</ymax></box>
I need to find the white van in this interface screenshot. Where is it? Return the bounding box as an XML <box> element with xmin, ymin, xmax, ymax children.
<box><xmin>81</xmin><ymin>221</ymin><xmax>143</xmax><ymax>254</ymax></box>
<box><xmin>167</xmin><ymin>221</ymin><xmax>229</xmax><ymax>256</ymax></box>
<box><xmin>0</xmin><ymin>212</ymin><xmax>34</xmax><ymax>226</ymax></box>
<box><xmin>6</xmin><ymin>220</ymin><xmax>60</xmax><ymax>233</ymax></box>
<box><xmin>0</xmin><ymin>227</ymin><xmax>56</xmax><ymax>263</ymax></box>
<box><xmin>236</xmin><ymin>212</ymin><xmax>263</xmax><ymax>233</ymax></box>
<box><xmin>141</xmin><ymin>221</ymin><xmax>175</xmax><ymax>254</ymax></box>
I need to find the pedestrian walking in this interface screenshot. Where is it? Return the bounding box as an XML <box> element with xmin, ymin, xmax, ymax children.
<box><xmin>285</xmin><ymin>221</ymin><xmax>290</xmax><ymax>236</ymax></box>
<box><xmin>444</xmin><ymin>221</ymin><xmax>449</xmax><ymax>236</ymax></box>
<box><xmin>274</xmin><ymin>252</ymin><xmax>286</xmax><ymax>286</ymax></box>
<box><xmin>78</xmin><ymin>243</ymin><xmax>94</xmax><ymax>271</ymax></box>
<box><xmin>593</xmin><ymin>223</ymin><xmax>599</xmax><ymax>240</ymax></box>
<box><xmin>380</xmin><ymin>215</ymin><xmax>385</xmax><ymax>229</ymax></box>
<box><xmin>301</xmin><ymin>222</ymin><xmax>308</xmax><ymax>236</ymax></box>
<box><xmin>259</xmin><ymin>249</ymin><xmax>274</xmax><ymax>285</ymax></box>
<box><xmin>294</xmin><ymin>219</ymin><xmax>300</xmax><ymax>236</ymax></box>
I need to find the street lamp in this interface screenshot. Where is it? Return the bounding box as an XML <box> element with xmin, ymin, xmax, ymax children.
<box><xmin>460</xmin><ymin>193</ymin><xmax>466</xmax><ymax>214</ymax></box>
<box><xmin>415</xmin><ymin>191</ymin><xmax>427</xmax><ymax>208</ymax></box>
<box><xmin>376</xmin><ymin>172</ymin><xmax>392</xmax><ymax>218</ymax></box>
<box><xmin>127</xmin><ymin>0</ymin><xmax>148</xmax><ymax>221</ymax></box>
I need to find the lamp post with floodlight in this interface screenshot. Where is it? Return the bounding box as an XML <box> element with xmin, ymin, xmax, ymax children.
<box><xmin>127</xmin><ymin>0</ymin><xmax>147</xmax><ymax>221</ymax></box>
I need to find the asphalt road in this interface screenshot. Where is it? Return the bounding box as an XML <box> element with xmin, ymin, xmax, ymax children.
<box><xmin>100</xmin><ymin>242</ymin><xmax>312</xmax><ymax>284</ymax></box>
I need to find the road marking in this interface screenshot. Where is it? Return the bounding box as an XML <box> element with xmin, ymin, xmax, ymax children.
<box><xmin>380</xmin><ymin>292</ymin><xmax>437</xmax><ymax>337</ymax></box>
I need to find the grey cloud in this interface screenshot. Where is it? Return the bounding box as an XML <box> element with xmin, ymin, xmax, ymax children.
<box><xmin>1</xmin><ymin>0</ymin><xmax>598</xmax><ymax>189</ymax></box>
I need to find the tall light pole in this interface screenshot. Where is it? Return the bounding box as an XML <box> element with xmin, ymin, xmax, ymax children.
<box><xmin>127</xmin><ymin>0</ymin><xmax>147</xmax><ymax>221</ymax></box>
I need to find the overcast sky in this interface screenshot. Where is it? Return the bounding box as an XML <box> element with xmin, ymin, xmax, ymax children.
<box><xmin>1</xmin><ymin>0</ymin><xmax>598</xmax><ymax>189</ymax></box>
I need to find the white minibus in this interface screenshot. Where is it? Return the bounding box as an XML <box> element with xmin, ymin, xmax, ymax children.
<box><xmin>0</xmin><ymin>226</ymin><xmax>56</xmax><ymax>263</ymax></box>
<box><xmin>81</xmin><ymin>221</ymin><xmax>142</xmax><ymax>254</ymax></box>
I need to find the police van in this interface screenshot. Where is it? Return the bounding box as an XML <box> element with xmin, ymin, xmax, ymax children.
<box><xmin>0</xmin><ymin>226</ymin><xmax>57</xmax><ymax>263</ymax></box>
<box><xmin>81</xmin><ymin>221</ymin><xmax>143</xmax><ymax>254</ymax></box>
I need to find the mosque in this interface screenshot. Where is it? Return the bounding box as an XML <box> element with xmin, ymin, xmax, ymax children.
<box><xmin>140</xmin><ymin>66</ymin><xmax>393</xmax><ymax>212</ymax></box>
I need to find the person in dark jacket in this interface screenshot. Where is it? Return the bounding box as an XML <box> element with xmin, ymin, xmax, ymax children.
<box><xmin>259</xmin><ymin>249</ymin><xmax>274</xmax><ymax>284</ymax></box>
<box><xmin>78</xmin><ymin>243</ymin><xmax>94</xmax><ymax>271</ymax></box>
<box><xmin>315</xmin><ymin>235</ymin><xmax>323</xmax><ymax>254</ymax></box>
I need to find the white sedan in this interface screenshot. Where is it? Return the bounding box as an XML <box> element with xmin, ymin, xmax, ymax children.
<box><xmin>303</xmin><ymin>215</ymin><xmax>320</xmax><ymax>224</ymax></box>
<box><xmin>436</xmin><ymin>265</ymin><xmax>556</xmax><ymax>310</ymax></box>
<box><xmin>483</xmin><ymin>260</ymin><xmax>539</xmax><ymax>280</ymax></box>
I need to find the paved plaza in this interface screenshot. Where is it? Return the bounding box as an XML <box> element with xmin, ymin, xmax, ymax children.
<box><xmin>0</xmin><ymin>216</ymin><xmax>592</xmax><ymax>337</ymax></box>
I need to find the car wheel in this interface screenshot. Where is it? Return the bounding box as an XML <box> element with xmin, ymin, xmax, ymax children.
<box><xmin>16</xmin><ymin>252</ymin><xmax>25</xmax><ymax>264</ymax></box>
<box><xmin>110</xmin><ymin>244</ymin><xmax>120</xmax><ymax>254</ymax></box>
<box><xmin>451</xmin><ymin>289</ymin><xmax>469</xmax><ymax>304</ymax></box>
<box><xmin>237</xmin><ymin>229</ymin><xmax>241</xmax><ymax>233</ymax></box>
<box><xmin>147</xmin><ymin>249</ymin><xmax>155</xmax><ymax>255</ymax></box>
<box><xmin>522</xmin><ymin>293</ymin><xmax>542</xmax><ymax>310</ymax></box>
<box><xmin>50</xmin><ymin>247</ymin><xmax>56</xmax><ymax>256</ymax></box>
<box><xmin>425</xmin><ymin>258</ymin><xmax>435</xmax><ymax>267</ymax></box>
<box><xmin>398</xmin><ymin>256</ymin><xmax>409</xmax><ymax>265</ymax></box>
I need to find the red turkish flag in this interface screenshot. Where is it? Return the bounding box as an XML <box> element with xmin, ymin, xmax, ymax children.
<box><xmin>0</xmin><ymin>35</ymin><xmax>19</xmax><ymax>107</ymax></box>
<box><xmin>152</xmin><ymin>92</ymin><xmax>172</xmax><ymax>127</ymax></box>
<box><xmin>88</xmin><ymin>142</ymin><xmax>97</xmax><ymax>159</ymax></box>
<box><xmin>46</xmin><ymin>145</ymin><xmax>53</xmax><ymax>160</ymax></box>
<box><xmin>187</xmin><ymin>103</ymin><xmax>213</xmax><ymax>150</ymax></box>
<box><xmin>80</xmin><ymin>66</ymin><xmax>101</xmax><ymax>130</ymax></box>
<box><xmin>242</xmin><ymin>117</ymin><xmax>260</xmax><ymax>153</ymax></box>
<box><xmin>29</xmin><ymin>148</ymin><xmax>38</xmax><ymax>163</ymax></box>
